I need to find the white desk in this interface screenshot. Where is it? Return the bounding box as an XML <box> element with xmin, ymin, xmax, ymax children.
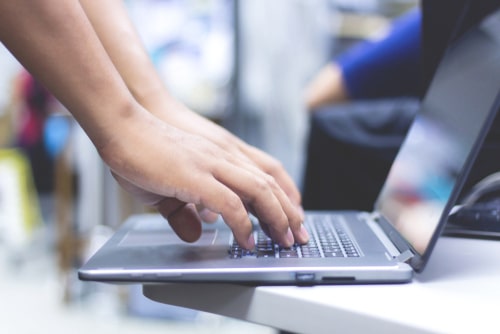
<box><xmin>143</xmin><ymin>237</ymin><xmax>500</xmax><ymax>334</ymax></box>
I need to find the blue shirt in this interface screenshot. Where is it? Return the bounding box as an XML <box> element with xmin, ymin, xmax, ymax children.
<box><xmin>336</xmin><ymin>9</ymin><xmax>421</xmax><ymax>99</ymax></box>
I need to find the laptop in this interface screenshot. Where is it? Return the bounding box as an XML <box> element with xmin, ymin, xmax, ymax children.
<box><xmin>79</xmin><ymin>10</ymin><xmax>500</xmax><ymax>285</ymax></box>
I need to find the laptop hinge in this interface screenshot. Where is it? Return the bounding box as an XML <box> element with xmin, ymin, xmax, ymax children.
<box><xmin>361</xmin><ymin>212</ymin><xmax>415</xmax><ymax>262</ymax></box>
<box><xmin>366</xmin><ymin>211</ymin><xmax>381</xmax><ymax>221</ymax></box>
<box><xmin>396</xmin><ymin>249</ymin><xmax>414</xmax><ymax>263</ymax></box>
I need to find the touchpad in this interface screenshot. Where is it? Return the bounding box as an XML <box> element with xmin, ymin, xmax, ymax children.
<box><xmin>119</xmin><ymin>229</ymin><xmax>218</xmax><ymax>247</ymax></box>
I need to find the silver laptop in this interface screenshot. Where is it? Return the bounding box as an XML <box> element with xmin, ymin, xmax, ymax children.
<box><xmin>79</xmin><ymin>11</ymin><xmax>500</xmax><ymax>285</ymax></box>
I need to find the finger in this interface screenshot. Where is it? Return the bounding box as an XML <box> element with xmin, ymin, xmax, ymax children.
<box><xmin>195</xmin><ymin>204</ymin><xmax>220</xmax><ymax>223</ymax></box>
<box><xmin>229</xmin><ymin>157</ymin><xmax>308</xmax><ymax>244</ymax></box>
<box><xmin>197</xmin><ymin>178</ymin><xmax>255</xmax><ymax>250</ymax></box>
<box><xmin>157</xmin><ymin>198</ymin><xmax>202</xmax><ymax>243</ymax></box>
<box><xmin>245</xmin><ymin>178</ymin><xmax>308</xmax><ymax>246</ymax></box>
<box><xmin>273</xmin><ymin>186</ymin><xmax>307</xmax><ymax>244</ymax></box>
<box><xmin>253</xmin><ymin>179</ymin><xmax>309</xmax><ymax>245</ymax></box>
<box><xmin>213</xmin><ymin>161</ymin><xmax>302</xmax><ymax>247</ymax></box>
<box><xmin>236</xmin><ymin>151</ymin><xmax>308</xmax><ymax>244</ymax></box>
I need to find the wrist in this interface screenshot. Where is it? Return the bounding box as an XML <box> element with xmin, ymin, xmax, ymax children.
<box><xmin>84</xmin><ymin>98</ymin><xmax>141</xmax><ymax>154</ymax></box>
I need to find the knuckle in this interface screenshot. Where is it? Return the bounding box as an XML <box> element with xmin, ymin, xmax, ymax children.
<box><xmin>266</xmin><ymin>158</ymin><xmax>284</xmax><ymax>175</ymax></box>
<box><xmin>253</xmin><ymin>176</ymin><xmax>269</xmax><ymax>193</ymax></box>
<box><xmin>224</xmin><ymin>193</ymin><xmax>244</xmax><ymax>212</ymax></box>
<box><xmin>255</xmin><ymin>174</ymin><xmax>277</xmax><ymax>192</ymax></box>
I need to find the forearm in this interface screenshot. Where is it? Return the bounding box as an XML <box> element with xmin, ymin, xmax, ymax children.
<box><xmin>79</xmin><ymin>0</ymin><xmax>172</xmax><ymax>111</ymax></box>
<box><xmin>303</xmin><ymin>63</ymin><xmax>349</xmax><ymax>110</ymax></box>
<box><xmin>0</xmin><ymin>0</ymin><xmax>136</xmax><ymax>148</ymax></box>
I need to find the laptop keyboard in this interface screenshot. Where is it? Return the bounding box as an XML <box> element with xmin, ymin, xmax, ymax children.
<box><xmin>229</xmin><ymin>215</ymin><xmax>360</xmax><ymax>259</ymax></box>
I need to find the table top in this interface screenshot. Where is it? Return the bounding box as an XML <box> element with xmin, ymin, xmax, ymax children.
<box><xmin>143</xmin><ymin>236</ymin><xmax>500</xmax><ymax>334</ymax></box>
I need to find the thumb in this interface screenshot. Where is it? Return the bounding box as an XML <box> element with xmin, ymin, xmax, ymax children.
<box><xmin>156</xmin><ymin>199</ymin><xmax>202</xmax><ymax>243</ymax></box>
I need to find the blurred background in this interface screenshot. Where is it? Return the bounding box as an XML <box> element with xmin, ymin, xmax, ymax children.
<box><xmin>0</xmin><ymin>0</ymin><xmax>417</xmax><ymax>333</ymax></box>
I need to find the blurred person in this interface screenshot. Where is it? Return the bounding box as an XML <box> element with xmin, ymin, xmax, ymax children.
<box><xmin>14</xmin><ymin>71</ymin><xmax>56</xmax><ymax>194</ymax></box>
<box><xmin>304</xmin><ymin>8</ymin><xmax>421</xmax><ymax>110</ymax></box>
<box><xmin>0</xmin><ymin>0</ymin><xmax>310</xmax><ymax>249</ymax></box>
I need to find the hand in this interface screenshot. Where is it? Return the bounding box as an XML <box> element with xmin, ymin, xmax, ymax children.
<box><xmin>99</xmin><ymin>106</ymin><xmax>308</xmax><ymax>249</ymax></box>
<box><xmin>149</xmin><ymin>99</ymin><xmax>304</xmax><ymax>212</ymax></box>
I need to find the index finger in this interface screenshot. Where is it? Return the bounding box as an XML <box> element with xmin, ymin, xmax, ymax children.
<box><xmin>197</xmin><ymin>178</ymin><xmax>255</xmax><ymax>250</ymax></box>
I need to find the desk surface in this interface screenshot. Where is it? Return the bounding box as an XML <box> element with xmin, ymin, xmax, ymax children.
<box><xmin>143</xmin><ymin>237</ymin><xmax>500</xmax><ymax>334</ymax></box>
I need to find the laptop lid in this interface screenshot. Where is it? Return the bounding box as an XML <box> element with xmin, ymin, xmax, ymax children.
<box><xmin>374</xmin><ymin>10</ymin><xmax>500</xmax><ymax>272</ymax></box>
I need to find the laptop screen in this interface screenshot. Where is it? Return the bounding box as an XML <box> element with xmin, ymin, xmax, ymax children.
<box><xmin>375</xmin><ymin>11</ymin><xmax>500</xmax><ymax>262</ymax></box>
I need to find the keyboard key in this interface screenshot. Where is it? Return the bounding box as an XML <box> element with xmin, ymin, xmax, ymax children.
<box><xmin>257</xmin><ymin>251</ymin><xmax>276</xmax><ymax>258</ymax></box>
<box><xmin>279</xmin><ymin>250</ymin><xmax>299</xmax><ymax>258</ymax></box>
<box><xmin>324</xmin><ymin>251</ymin><xmax>344</xmax><ymax>257</ymax></box>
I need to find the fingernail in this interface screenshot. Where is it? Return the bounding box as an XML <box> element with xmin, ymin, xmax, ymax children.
<box><xmin>285</xmin><ymin>228</ymin><xmax>294</xmax><ymax>246</ymax></box>
<box><xmin>299</xmin><ymin>224</ymin><xmax>309</xmax><ymax>243</ymax></box>
<box><xmin>246</xmin><ymin>234</ymin><xmax>255</xmax><ymax>250</ymax></box>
